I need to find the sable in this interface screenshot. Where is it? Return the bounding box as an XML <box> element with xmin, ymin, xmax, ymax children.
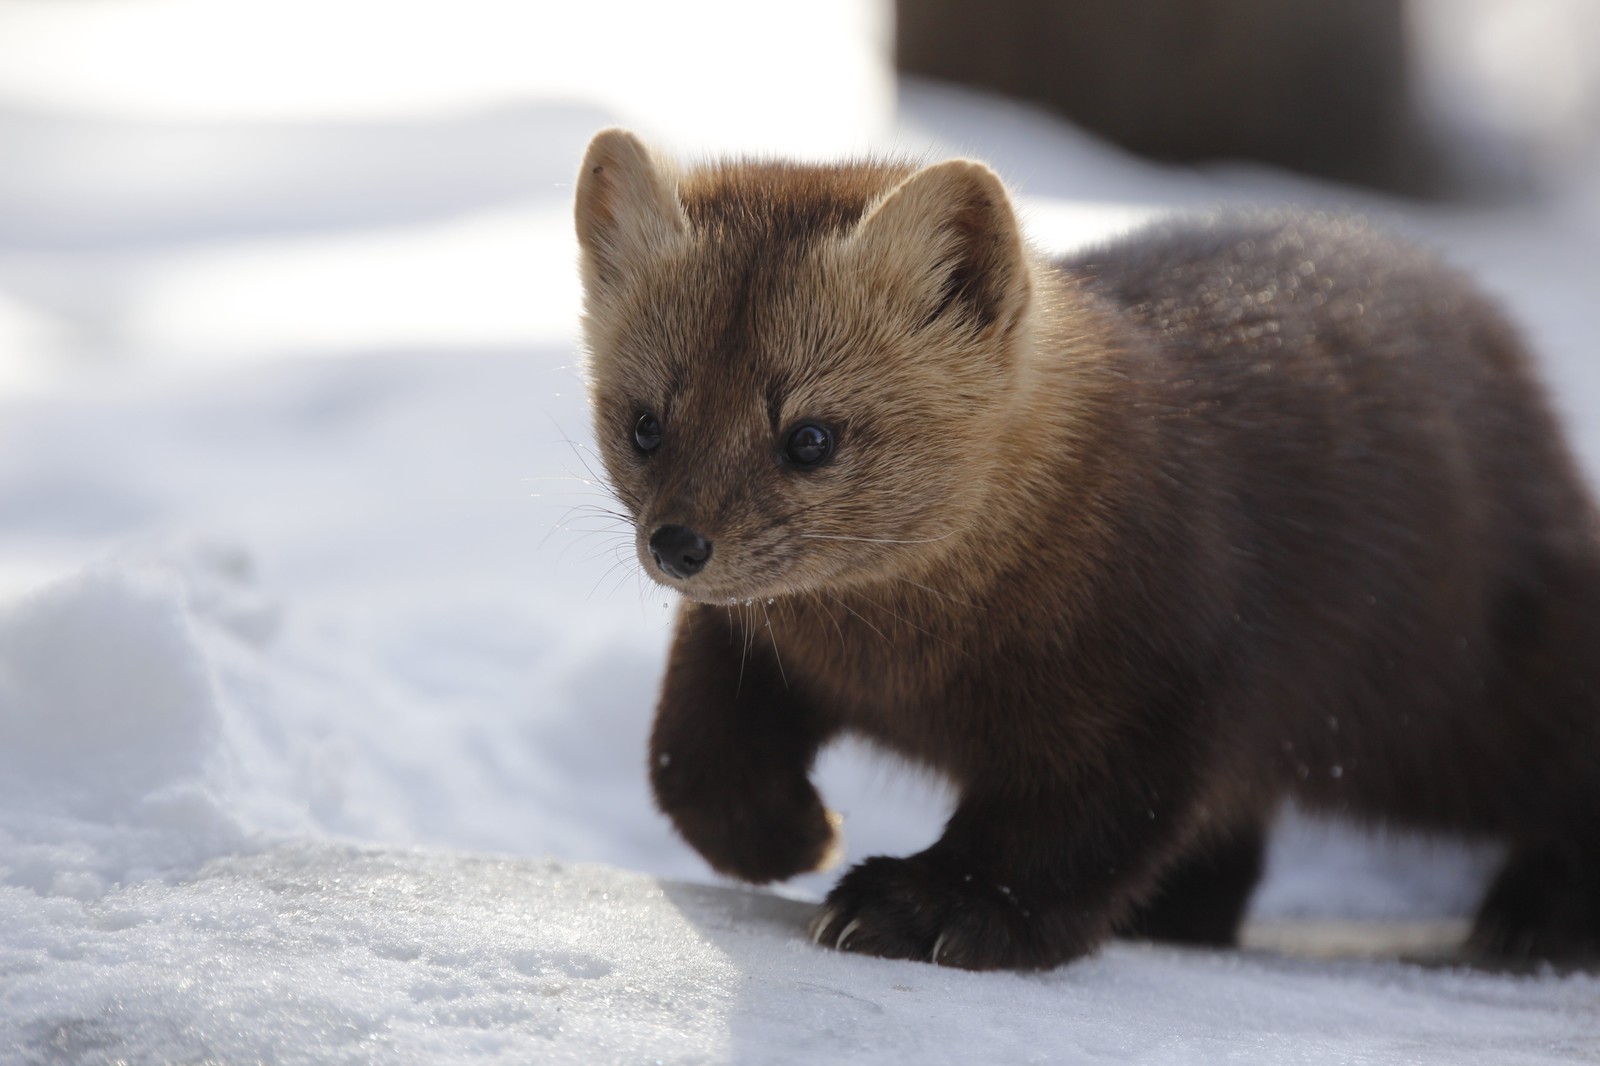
<box><xmin>575</xmin><ymin>128</ymin><xmax>1600</xmax><ymax>970</ymax></box>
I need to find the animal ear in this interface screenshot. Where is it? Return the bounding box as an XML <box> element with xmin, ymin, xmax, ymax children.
<box><xmin>852</xmin><ymin>159</ymin><xmax>1031</xmax><ymax>335</ymax></box>
<box><xmin>574</xmin><ymin>129</ymin><xmax>686</xmax><ymax>294</ymax></box>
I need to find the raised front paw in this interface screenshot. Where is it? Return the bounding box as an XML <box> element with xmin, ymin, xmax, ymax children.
<box><xmin>654</xmin><ymin>757</ymin><xmax>840</xmax><ymax>884</ymax></box>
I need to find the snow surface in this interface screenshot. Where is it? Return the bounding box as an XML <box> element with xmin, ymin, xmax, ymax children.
<box><xmin>1</xmin><ymin>2</ymin><xmax>1598</xmax><ymax>1062</ymax></box>
<box><xmin>7</xmin><ymin>845</ymin><xmax>1599</xmax><ymax>1066</ymax></box>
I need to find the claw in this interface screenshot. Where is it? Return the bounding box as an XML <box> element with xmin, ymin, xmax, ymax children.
<box><xmin>834</xmin><ymin>918</ymin><xmax>862</xmax><ymax>952</ymax></box>
<box><xmin>808</xmin><ymin>906</ymin><xmax>839</xmax><ymax>946</ymax></box>
<box><xmin>930</xmin><ymin>931</ymin><xmax>948</xmax><ymax>964</ymax></box>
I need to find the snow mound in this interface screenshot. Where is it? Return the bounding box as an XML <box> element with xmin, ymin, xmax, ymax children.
<box><xmin>0</xmin><ymin>553</ymin><xmax>260</xmax><ymax>898</ymax></box>
<box><xmin>0</xmin><ymin>563</ymin><xmax>219</xmax><ymax>805</ymax></box>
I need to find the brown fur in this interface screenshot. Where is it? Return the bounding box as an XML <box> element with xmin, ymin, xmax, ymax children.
<box><xmin>575</xmin><ymin>129</ymin><xmax>1600</xmax><ymax>970</ymax></box>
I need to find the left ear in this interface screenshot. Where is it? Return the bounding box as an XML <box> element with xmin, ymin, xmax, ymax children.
<box><xmin>851</xmin><ymin>158</ymin><xmax>1031</xmax><ymax>335</ymax></box>
<box><xmin>574</xmin><ymin>128</ymin><xmax>686</xmax><ymax>298</ymax></box>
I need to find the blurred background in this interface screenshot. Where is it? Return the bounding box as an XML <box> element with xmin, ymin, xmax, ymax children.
<box><xmin>0</xmin><ymin>0</ymin><xmax>889</xmax><ymax>395</ymax></box>
<box><xmin>0</xmin><ymin>0</ymin><xmax>1595</xmax><ymax>396</ymax></box>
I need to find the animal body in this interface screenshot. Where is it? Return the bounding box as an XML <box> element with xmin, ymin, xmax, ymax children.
<box><xmin>574</xmin><ymin>128</ymin><xmax>1600</xmax><ymax>970</ymax></box>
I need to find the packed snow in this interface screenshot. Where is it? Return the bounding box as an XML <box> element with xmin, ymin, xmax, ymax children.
<box><xmin>1</xmin><ymin>1</ymin><xmax>1597</xmax><ymax>1062</ymax></box>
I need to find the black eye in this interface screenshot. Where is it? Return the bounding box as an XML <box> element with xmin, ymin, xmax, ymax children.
<box><xmin>783</xmin><ymin>422</ymin><xmax>834</xmax><ymax>468</ymax></box>
<box><xmin>634</xmin><ymin>413</ymin><xmax>662</xmax><ymax>454</ymax></box>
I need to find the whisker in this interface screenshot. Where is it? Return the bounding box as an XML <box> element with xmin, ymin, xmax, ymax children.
<box><xmin>797</xmin><ymin>530</ymin><xmax>958</xmax><ymax>545</ymax></box>
<box><xmin>633</xmin><ymin>566</ymin><xmax>654</xmax><ymax>614</ymax></box>
<box><xmin>601</xmin><ymin>557</ymin><xmax>642</xmax><ymax>601</ymax></box>
<box><xmin>549</xmin><ymin>518</ymin><xmax>633</xmax><ymax>536</ymax></box>
<box><xmin>574</xmin><ymin>540</ymin><xmax>636</xmax><ymax>567</ymax></box>
<box><xmin>761</xmin><ymin>598</ymin><xmax>789</xmax><ymax>691</ymax></box>
<box><xmin>852</xmin><ymin>586</ymin><xmax>975</xmax><ymax>662</ymax></box>
<box><xmin>534</xmin><ymin>405</ymin><xmax>611</xmax><ymax>486</ymax></box>
<box><xmin>560</xmin><ymin>534</ymin><xmax>629</xmax><ymax>564</ymax></box>
<box><xmin>522</xmin><ymin>474</ymin><xmax>607</xmax><ymax>487</ymax></box>
<box><xmin>575</xmin><ymin>516</ymin><xmax>633</xmax><ymax>530</ymax></box>
<box><xmin>538</xmin><ymin>505</ymin><xmax>633</xmax><ymax>553</ymax></box>
<box><xmin>735</xmin><ymin>601</ymin><xmax>753</xmax><ymax>698</ymax></box>
<box><xmin>529</xmin><ymin>491</ymin><xmax>621</xmax><ymax>505</ymax></box>
<box><xmin>826</xmin><ymin>590</ymin><xmax>892</xmax><ymax>647</ymax></box>
<box><xmin>547</xmin><ymin>528</ymin><xmax>627</xmax><ymax>550</ymax></box>
<box><xmin>725</xmin><ymin>604</ymin><xmax>746</xmax><ymax>698</ymax></box>
<box><xmin>813</xmin><ymin>594</ymin><xmax>848</xmax><ymax>652</ymax></box>
<box><xmin>890</xmin><ymin>574</ymin><xmax>983</xmax><ymax>611</ymax></box>
<box><xmin>746</xmin><ymin>600</ymin><xmax>758</xmax><ymax>676</ymax></box>
<box><xmin>568</xmin><ymin>444</ymin><xmax>610</xmax><ymax>485</ymax></box>
<box><xmin>550</xmin><ymin>436</ymin><xmax>620</xmax><ymax>502</ymax></box>
<box><xmin>588</xmin><ymin>557</ymin><xmax>636</xmax><ymax>601</ymax></box>
<box><xmin>548</xmin><ymin>502</ymin><xmax>632</xmax><ymax>525</ymax></box>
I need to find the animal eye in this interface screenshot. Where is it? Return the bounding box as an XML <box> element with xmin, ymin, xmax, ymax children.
<box><xmin>634</xmin><ymin>413</ymin><xmax>662</xmax><ymax>454</ymax></box>
<box><xmin>783</xmin><ymin>422</ymin><xmax>834</xmax><ymax>468</ymax></box>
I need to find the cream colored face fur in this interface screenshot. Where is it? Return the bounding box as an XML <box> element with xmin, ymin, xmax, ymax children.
<box><xmin>575</xmin><ymin>129</ymin><xmax>1036</xmax><ymax>603</ymax></box>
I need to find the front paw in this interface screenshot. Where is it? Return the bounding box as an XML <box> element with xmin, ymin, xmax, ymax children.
<box><xmin>809</xmin><ymin>854</ymin><xmax>1101</xmax><ymax>971</ymax></box>
<box><xmin>655</xmin><ymin>761</ymin><xmax>840</xmax><ymax>884</ymax></box>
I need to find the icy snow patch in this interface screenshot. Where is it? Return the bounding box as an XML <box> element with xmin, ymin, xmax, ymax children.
<box><xmin>2</xmin><ymin>844</ymin><xmax>1595</xmax><ymax>1066</ymax></box>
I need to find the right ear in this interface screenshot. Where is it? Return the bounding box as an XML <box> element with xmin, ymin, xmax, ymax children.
<box><xmin>574</xmin><ymin>129</ymin><xmax>686</xmax><ymax>295</ymax></box>
<box><xmin>850</xmin><ymin>158</ymin><xmax>1030</xmax><ymax>338</ymax></box>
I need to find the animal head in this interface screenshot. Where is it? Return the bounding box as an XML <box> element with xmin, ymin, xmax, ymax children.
<box><xmin>575</xmin><ymin>129</ymin><xmax>1038</xmax><ymax>602</ymax></box>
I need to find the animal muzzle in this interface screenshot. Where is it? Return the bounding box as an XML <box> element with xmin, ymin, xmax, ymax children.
<box><xmin>648</xmin><ymin>524</ymin><xmax>713</xmax><ymax>580</ymax></box>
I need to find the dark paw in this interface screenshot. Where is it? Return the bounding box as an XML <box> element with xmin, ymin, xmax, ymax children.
<box><xmin>808</xmin><ymin>854</ymin><xmax>1100</xmax><ymax>971</ymax></box>
<box><xmin>1468</xmin><ymin>847</ymin><xmax>1600</xmax><ymax>967</ymax></box>
<box><xmin>656</xmin><ymin>763</ymin><xmax>839</xmax><ymax>885</ymax></box>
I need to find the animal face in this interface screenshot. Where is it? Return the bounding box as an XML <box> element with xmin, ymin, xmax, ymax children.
<box><xmin>575</xmin><ymin>130</ymin><xmax>1035</xmax><ymax>602</ymax></box>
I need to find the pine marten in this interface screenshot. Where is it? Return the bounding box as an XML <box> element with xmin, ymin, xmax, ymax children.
<box><xmin>573</xmin><ymin>128</ymin><xmax>1600</xmax><ymax>971</ymax></box>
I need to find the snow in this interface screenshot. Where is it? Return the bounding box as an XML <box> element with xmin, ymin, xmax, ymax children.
<box><xmin>7</xmin><ymin>846</ymin><xmax>1598</xmax><ymax>1066</ymax></box>
<box><xmin>0</xmin><ymin>1</ymin><xmax>1597</xmax><ymax>1062</ymax></box>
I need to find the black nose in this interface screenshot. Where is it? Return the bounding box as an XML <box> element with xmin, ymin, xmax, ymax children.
<box><xmin>648</xmin><ymin>525</ymin><xmax>712</xmax><ymax>579</ymax></box>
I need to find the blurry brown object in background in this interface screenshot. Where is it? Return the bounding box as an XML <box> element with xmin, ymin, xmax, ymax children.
<box><xmin>896</xmin><ymin>0</ymin><xmax>1443</xmax><ymax>196</ymax></box>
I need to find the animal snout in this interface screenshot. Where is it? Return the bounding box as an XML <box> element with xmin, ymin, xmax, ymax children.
<box><xmin>648</xmin><ymin>525</ymin><xmax>713</xmax><ymax>579</ymax></box>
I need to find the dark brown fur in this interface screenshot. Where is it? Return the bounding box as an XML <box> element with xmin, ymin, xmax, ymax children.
<box><xmin>574</xmin><ymin>130</ymin><xmax>1600</xmax><ymax>970</ymax></box>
